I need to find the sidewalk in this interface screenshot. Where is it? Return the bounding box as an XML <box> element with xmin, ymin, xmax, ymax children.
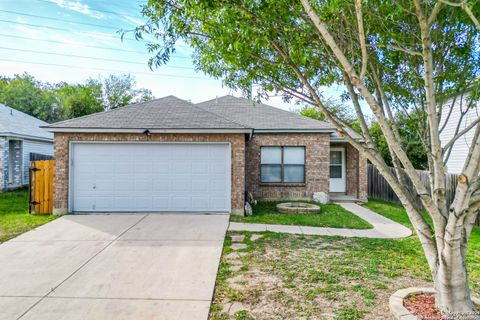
<box><xmin>228</xmin><ymin>202</ymin><xmax>412</xmax><ymax>239</ymax></box>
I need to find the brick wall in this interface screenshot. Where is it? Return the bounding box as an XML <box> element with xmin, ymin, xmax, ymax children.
<box><xmin>344</xmin><ymin>143</ymin><xmax>367</xmax><ymax>202</ymax></box>
<box><xmin>53</xmin><ymin>133</ymin><xmax>245</xmax><ymax>215</ymax></box>
<box><xmin>245</xmin><ymin>133</ymin><xmax>330</xmax><ymax>200</ymax></box>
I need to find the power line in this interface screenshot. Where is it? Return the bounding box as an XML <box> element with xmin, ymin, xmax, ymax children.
<box><xmin>35</xmin><ymin>0</ymin><xmax>143</xmax><ymax>21</ymax></box>
<box><xmin>0</xmin><ymin>9</ymin><xmax>122</xmax><ymax>31</ymax></box>
<box><xmin>0</xmin><ymin>33</ymin><xmax>192</xmax><ymax>60</ymax></box>
<box><xmin>0</xmin><ymin>33</ymin><xmax>145</xmax><ymax>54</ymax></box>
<box><xmin>0</xmin><ymin>58</ymin><xmax>216</xmax><ymax>80</ymax></box>
<box><xmin>0</xmin><ymin>18</ymin><xmax>190</xmax><ymax>49</ymax></box>
<box><xmin>0</xmin><ymin>18</ymin><xmax>137</xmax><ymax>41</ymax></box>
<box><xmin>0</xmin><ymin>46</ymin><xmax>194</xmax><ymax>70</ymax></box>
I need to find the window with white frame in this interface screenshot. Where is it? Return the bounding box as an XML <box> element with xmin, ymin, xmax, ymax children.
<box><xmin>260</xmin><ymin>146</ymin><xmax>305</xmax><ymax>183</ymax></box>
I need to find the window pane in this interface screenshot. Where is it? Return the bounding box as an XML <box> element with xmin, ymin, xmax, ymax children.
<box><xmin>284</xmin><ymin>147</ymin><xmax>305</xmax><ymax>164</ymax></box>
<box><xmin>284</xmin><ymin>165</ymin><xmax>305</xmax><ymax>183</ymax></box>
<box><xmin>261</xmin><ymin>147</ymin><xmax>282</xmax><ymax>164</ymax></box>
<box><xmin>330</xmin><ymin>151</ymin><xmax>342</xmax><ymax>165</ymax></box>
<box><xmin>330</xmin><ymin>165</ymin><xmax>342</xmax><ymax>178</ymax></box>
<box><xmin>261</xmin><ymin>165</ymin><xmax>282</xmax><ymax>182</ymax></box>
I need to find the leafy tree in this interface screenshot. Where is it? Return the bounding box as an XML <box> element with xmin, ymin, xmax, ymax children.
<box><xmin>101</xmin><ymin>74</ymin><xmax>153</xmax><ymax>110</ymax></box>
<box><xmin>0</xmin><ymin>73</ymin><xmax>154</xmax><ymax>122</ymax></box>
<box><xmin>370</xmin><ymin>109</ymin><xmax>429</xmax><ymax>170</ymax></box>
<box><xmin>55</xmin><ymin>80</ymin><xmax>103</xmax><ymax>119</ymax></box>
<box><xmin>0</xmin><ymin>74</ymin><xmax>61</xmax><ymax>122</ymax></box>
<box><xmin>299</xmin><ymin>99</ymin><xmax>355</xmax><ymax>123</ymax></box>
<box><xmin>136</xmin><ymin>0</ymin><xmax>480</xmax><ymax>314</ymax></box>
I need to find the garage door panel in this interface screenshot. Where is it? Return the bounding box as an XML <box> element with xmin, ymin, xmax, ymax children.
<box><xmin>153</xmin><ymin>162</ymin><xmax>172</xmax><ymax>174</ymax></box>
<box><xmin>71</xmin><ymin>143</ymin><xmax>230</xmax><ymax>213</ymax></box>
<box><xmin>171</xmin><ymin>196</ymin><xmax>190</xmax><ymax>210</ymax></box>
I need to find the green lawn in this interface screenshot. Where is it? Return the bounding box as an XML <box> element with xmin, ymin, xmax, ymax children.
<box><xmin>0</xmin><ymin>188</ymin><xmax>57</xmax><ymax>243</ymax></box>
<box><xmin>211</xmin><ymin>199</ymin><xmax>480</xmax><ymax>319</ymax></box>
<box><xmin>365</xmin><ymin>199</ymin><xmax>480</xmax><ymax>293</ymax></box>
<box><xmin>230</xmin><ymin>200</ymin><xmax>373</xmax><ymax>229</ymax></box>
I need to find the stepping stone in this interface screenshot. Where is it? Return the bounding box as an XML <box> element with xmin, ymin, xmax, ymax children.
<box><xmin>251</xmin><ymin>234</ymin><xmax>262</xmax><ymax>241</ymax></box>
<box><xmin>229</xmin><ymin>259</ymin><xmax>242</xmax><ymax>266</ymax></box>
<box><xmin>225</xmin><ymin>251</ymin><xmax>248</xmax><ymax>260</ymax></box>
<box><xmin>231</xmin><ymin>235</ymin><xmax>245</xmax><ymax>242</ymax></box>
<box><xmin>227</xmin><ymin>276</ymin><xmax>246</xmax><ymax>291</ymax></box>
<box><xmin>225</xmin><ymin>252</ymin><xmax>240</xmax><ymax>260</ymax></box>
<box><xmin>221</xmin><ymin>302</ymin><xmax>232</xmax><ymax>314</ymax></box>
<box><xmin>231</xmin><ymin>243</ymin><xmax>247</xmax><ymax>250</ymax></box>
<box><xmin>229</xmin><ymin>265</ymin><xmax>242</xmax><ymax>272</ymax></box>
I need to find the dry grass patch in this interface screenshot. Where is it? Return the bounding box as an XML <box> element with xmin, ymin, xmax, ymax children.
<box><xmin>210</xmin><ymin>232</ymin><xmax>445</xmax><ymax>320</ymax></box>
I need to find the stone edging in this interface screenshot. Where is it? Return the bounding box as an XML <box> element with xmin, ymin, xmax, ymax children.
<box><xmin>390</xmin><ymin>287</ymin><xmax>480</xmax><ymax>320</ymax></box>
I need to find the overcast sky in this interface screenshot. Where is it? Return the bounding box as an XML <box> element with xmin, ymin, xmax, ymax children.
<box><xmin>0</xmin><ymin>0</ymin><xmax>354</xmax><ymax>113</ymax></box>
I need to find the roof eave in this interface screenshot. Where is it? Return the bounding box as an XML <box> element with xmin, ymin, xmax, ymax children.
<box><xmin>254</xmin><ymin>129</ymin><xmax>335</xmax><ymax>133</ymax></box>
<box><xmin>43</xmin><ymin>127</ymin><xmax>253</xmax><ymax>135</ymax></box>
<box><xmin>0</xmin><ymin>132</ymin><xmax>53</xmax><ymax>142</ymax></box>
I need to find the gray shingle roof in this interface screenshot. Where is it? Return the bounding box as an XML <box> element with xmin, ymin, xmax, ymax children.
<box><xmin>0</xmin><ymin>104</ymin><xmax>52</xmax><ymax>140</ymax></box>
<box><xmin>196</xmin><ymin>96</ymin><xmax>335</xmax><ymax>131</ymax></box>
<box><xmin>45</xmin><ymin>96</ymin><xmax>249</xmax><ymax>130</ymax></box>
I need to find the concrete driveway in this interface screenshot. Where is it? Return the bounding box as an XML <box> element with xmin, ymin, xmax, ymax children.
<box><xmin>0</xmin><ymin>214</ymin><xmax>229</xmax><ymax>320</ymax></box>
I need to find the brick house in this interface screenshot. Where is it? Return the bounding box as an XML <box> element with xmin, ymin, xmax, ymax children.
<box><xmin>43</xmin><ymin>95</ymin><xmax>367</xmax><ymax>215</ymax></box>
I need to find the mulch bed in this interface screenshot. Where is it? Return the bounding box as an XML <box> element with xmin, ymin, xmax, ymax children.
<box><xmin>404</xmin><ymin>293</ymin><xmax>443</xmax><ymax>320</ymax></box>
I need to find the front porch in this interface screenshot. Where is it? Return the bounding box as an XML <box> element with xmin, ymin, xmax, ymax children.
<box><xmin>329</xmin><ymin>142</ymin><xmax>367</xmax><ymax>203</ymax></box>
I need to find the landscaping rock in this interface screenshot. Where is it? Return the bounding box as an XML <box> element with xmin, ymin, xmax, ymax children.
<box><xmin>231</xmin><ymin>235</ymin><xmax>245</xmax><ymax>242</ymax></box>
<box><xmin>313</xmin><ymin>192</ymin><xmax>329</xmax><ymax>204</ymax></box>
<box><xmin>231</xmin><ymin>243</ymin><xmax>247</xmax><ymax>250</ymax></box>
<box><xmin>245</xmin><ymin>202</ymin><xmax>253</xmax><ymax>216</ymax></box>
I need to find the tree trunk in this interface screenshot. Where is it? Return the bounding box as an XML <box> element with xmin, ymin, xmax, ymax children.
<box><xmin>434</xmin><ymin>246</ymin><xmax>478</xmax><ymax>317</ymax></box>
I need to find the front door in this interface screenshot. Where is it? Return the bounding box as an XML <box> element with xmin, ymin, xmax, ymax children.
<box><xmin>329</xmin><ymin>147</ymin><xmax>346</xmax><ymax>193</ymax></box>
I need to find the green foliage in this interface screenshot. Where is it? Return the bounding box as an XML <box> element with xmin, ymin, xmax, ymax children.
<box><xmin>369</xmin><ymin>109</ymin><xmax>429</xmax><ymax>169</ymax></box>
<box><xmin>0</xmin><ymin>73</ymin><xmax>154</xmax><ymax>122</ymax></box>
<box><xmin>0</xmin><ymin>74</ymin><xmax>61</xmax><ymax>122</ymax></box>
<box><xmin>101</xmin><ymin>74</ymin><xmax>153</xmax><ymax>110</ymax></box>
<box><xmin>298</xmin><ymin>99</ymin><xmax>355</xmax><ymax>123</ymax></box>
<box><xmin>55</xmin><ymin>80</ymin><xmax>103</xmax><ymax>118</ymax></box>
<box><xmin>136</xmin><ymin>0</ymin><xmax>479</xmax><ymax>172</ymax></box>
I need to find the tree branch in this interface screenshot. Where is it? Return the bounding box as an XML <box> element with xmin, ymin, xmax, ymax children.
<box><xmin>443</xmin><ymin>117</ymin><xmax>480</xmax><ymax>153</ymax></box>
<box><xmin>354</xmin><ymin>0</ymin><xmax>368</xmax><ymax>80</ymax></box>
<box><xmin>438</xmin><ymin>0</ymin><xmax>480</xmax><ymax>31</ymax></box>
<box><xmin>365</xmin><ymin>43</ymin><xmax>423</xmax><ymax>57</ymax></box>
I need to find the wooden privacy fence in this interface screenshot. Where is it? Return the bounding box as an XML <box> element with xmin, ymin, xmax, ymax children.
<box><xmin>29</xmin><ymin>160</ymin><xmax>54</xmax><ymax>214</ymax></box>
<box><xmin>368</xmin><ymin>164</ymin><xmax>479</xmax><ymax>226</ymax></box>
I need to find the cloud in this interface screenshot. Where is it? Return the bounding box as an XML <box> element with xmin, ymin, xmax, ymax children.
<box><xmin>49</xmin><ymin>0</ymin><xmax>104</xmax><ymax>19</ymax></box>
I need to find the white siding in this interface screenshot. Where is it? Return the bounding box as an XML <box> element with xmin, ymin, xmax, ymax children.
<box><xmin>439</xmin><ymin>95</ymin><xmax>479</xmax><ymax>174</ymax></box>
<box><xmin>22</xmin><ymin>140</ymin><xmax>53</xmax><ymax>185</ymax></box>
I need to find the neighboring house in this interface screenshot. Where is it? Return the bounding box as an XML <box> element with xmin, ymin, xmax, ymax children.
<box><xmin>0</xmin><ymin>104</ymin><xmax>53</xmax><ymax>191</ymax></box>
<box><xmin>439</xmin><ymin>94</ymin><xmax>479</xmax><ymax>174</ymax></box>
<box><xmin>43</xmin><ymin>95</ymin><xmax>367</xmax><ymax>215</ymax></box>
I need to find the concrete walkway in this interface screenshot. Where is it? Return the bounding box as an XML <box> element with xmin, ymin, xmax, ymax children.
<box><xmin>0</xmin><ymin>214</ymin><xmax>229</xmax><ymax>320</ymax></box>
<box><xmin>229</xmin><ymin>202</ymin><xmax>412</xmax><ymax>239</ymax></box>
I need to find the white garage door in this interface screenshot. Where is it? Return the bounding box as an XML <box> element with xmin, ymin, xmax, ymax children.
<box><xmin>70</xmin><ymin>143</ymin><xmax>231</xmax><ymax>213</ymax></box>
